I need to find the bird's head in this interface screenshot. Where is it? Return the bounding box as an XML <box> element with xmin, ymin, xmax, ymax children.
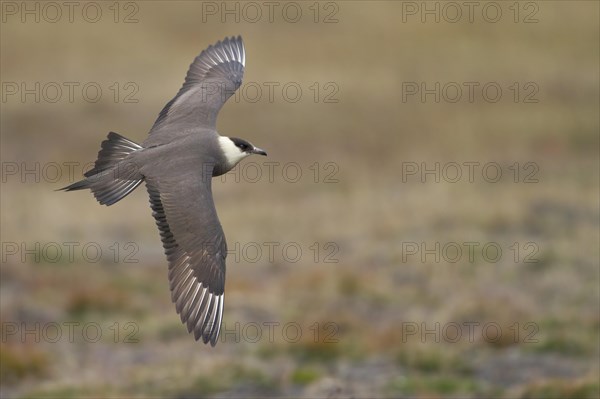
<box><xmin>218</xmin><ymin>136</ymin><xmax>267</xmax><ymax>169</ymax></box>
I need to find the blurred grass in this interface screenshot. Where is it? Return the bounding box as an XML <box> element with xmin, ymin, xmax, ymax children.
<box><xmin>1</xmin><ymin>1</ymin><xmax>599</xmax><ymax>398</ymax></box>
<box><xmin>518</xmin><ymin>376</ymin><xmax>600</xmax><ymax>399</ymax></box>
<box><xmin>0</xmin><ymin>343</ymin><xmax>50</xmax><ymax>384</ymax></box>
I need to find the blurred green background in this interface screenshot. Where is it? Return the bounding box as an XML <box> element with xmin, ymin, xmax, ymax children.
<box><xmin>1</xmin><ymin>1</ymin><xmax>598</xmax><ymax>398</ymax></box>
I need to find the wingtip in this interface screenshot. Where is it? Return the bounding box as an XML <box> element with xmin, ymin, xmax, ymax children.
<box><xmin>220</xmin><ymin>35</ymin><xmax>245</xmax><ymax>64</ymax></box>
<box><xmin>217</xmin><ymin>35</ymin><xmax>242</xmax><ymax>47</ymax></box>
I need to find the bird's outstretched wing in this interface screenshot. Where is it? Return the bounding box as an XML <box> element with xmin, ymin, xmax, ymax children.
<box><xmin>146</xmin><ymin>173</ymin><xmax>226</xmax><ymax>346</ymax></box>
<box><xmin>148</xmin><ymin>36</ymin><xmax>245</xmax><ymax>140</ymax></box>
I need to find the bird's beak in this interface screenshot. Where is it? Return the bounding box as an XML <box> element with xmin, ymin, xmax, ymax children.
<box><xmin>251</xmin><ymin>147</ymin><xmax>267</xmax><ymax>156</ymax></box>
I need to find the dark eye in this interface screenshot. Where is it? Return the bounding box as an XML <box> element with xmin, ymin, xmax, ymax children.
<box><xmin>239</xmin><ymin>144</ymin><xmax>248</xmax><ymax>150</ymax></box>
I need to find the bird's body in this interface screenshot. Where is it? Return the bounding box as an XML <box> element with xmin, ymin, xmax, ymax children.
<box><xmin>61</xmin><ymin>36</ymin><xmax>266</xmax><ymax>346</ymax></box>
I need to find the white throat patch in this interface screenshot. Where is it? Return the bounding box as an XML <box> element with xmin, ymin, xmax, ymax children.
<box><xmin>218</xmin><ymin>136</ymin><xmax>249</xmax><ymax>168</ymax></box>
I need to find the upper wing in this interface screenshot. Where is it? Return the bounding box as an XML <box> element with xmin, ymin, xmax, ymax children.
<box><xmin>146</xmin><ymin>173</ymin><xmax>227</xmax><ymax>346</ymax></box>
<box><xmin>148</xmin><ymin>36</ymin><xmax>245</xmax><ymax>139</ymax></box>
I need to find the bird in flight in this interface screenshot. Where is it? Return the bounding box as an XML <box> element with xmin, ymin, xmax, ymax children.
<box><xmin>61</xmin><ymin>36</ymin><xmax>266</xmax><ymax>346</ymax></box>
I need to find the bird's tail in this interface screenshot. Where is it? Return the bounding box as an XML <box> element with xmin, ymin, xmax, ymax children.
<box><xmin>60</xmin><ymin>132</ymin><xmax>144</xmax><ymax>206</ymax></box>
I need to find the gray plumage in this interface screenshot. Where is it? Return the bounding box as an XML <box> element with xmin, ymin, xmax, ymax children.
<box><xmin>61</xmin><ymin>36</ymin><xmax>266</xmax><ymax>346</ymax></box>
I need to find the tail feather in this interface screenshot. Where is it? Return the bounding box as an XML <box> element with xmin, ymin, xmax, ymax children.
<box><xmin>84</xmin><ymin>132</ymin><xmax>143</xmax><ymax>177</ymax></box>
<box><xmin>60</xmin><ymin>132</ymin><xmax>144</xmax><ymax>206</ymax></box>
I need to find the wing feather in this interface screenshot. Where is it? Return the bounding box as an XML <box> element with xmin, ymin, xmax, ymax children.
<box><xmin>146</xmin><ymin>176</ymin><xmax>226</xmax><ymax>346</ymax></box>
<box><xmin>148</xmin><ymin>36</ymin><xmax>245</xmax><ymax>141</ymax></box>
